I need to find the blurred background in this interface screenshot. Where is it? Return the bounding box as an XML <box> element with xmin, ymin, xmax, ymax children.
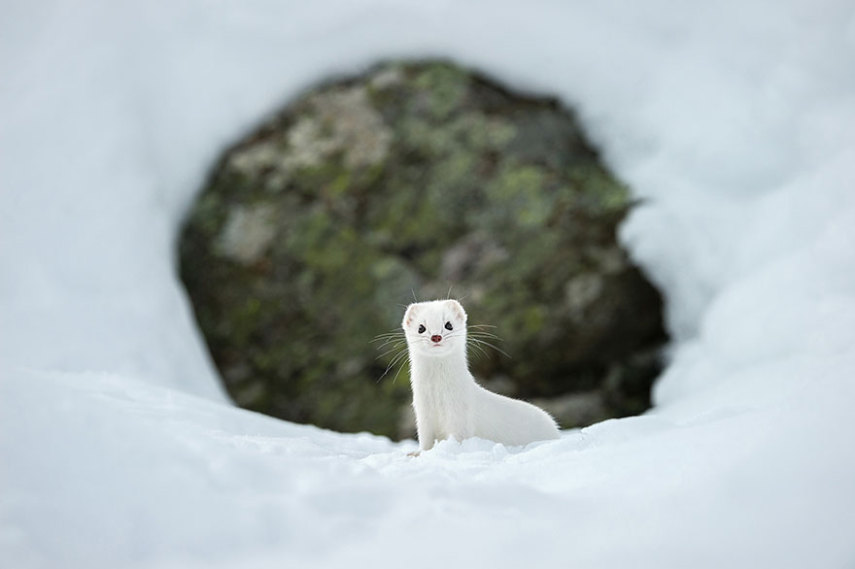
<box><xmin>178</xmin><ymin>60</ymin><xmax>668</xmax><ymax>438</ymax></box>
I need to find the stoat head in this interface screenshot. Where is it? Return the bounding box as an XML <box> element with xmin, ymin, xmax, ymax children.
<box><xmin>402</xmin><ymin>299</ymin><xmax>468</xmax><ymax>358</ymax></box>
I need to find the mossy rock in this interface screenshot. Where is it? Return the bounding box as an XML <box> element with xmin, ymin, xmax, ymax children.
<box><xmin>179</xmin><ymin>60</ymin><xmax>667</xmax><ymax>439</ymax></box>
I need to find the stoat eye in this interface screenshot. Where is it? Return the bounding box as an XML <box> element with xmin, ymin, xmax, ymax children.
<box><xmin>417</xmin><ymin>325</ymin><xmax>426</xmax><ymax>334</ymax></box>
<box><xmin>444</xmin><ymin>321</ymin><xmax>453</xmax><ymax>331</ymax></box>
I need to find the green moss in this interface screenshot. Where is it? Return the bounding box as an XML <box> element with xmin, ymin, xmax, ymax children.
<box><xmin>570</xmin><ymin>163</ymin><xmax>630</xmax><ymax>212</ymax></box>
<box><xmin>192</xmin><ymin>193</ymin><xmax>224</xmax><ymax>235</ymax></box>
<box><xmin>327</xmin><ymin>171</ymin><xmax>351</xmax><ymax>197</ymax></box>
<box><xmin>413</xmin><ymin>63</ymin><xmax>469</xmax><ymax>120</ymax></box>
<box><xmin>483</xmin><ymin>163</ymin><xmax>552</xmax><ymax>229</ymax></box>
<box><xmin>457</xmin><ymin>114</ymin><xmax>516</xmax><ymax>150</ymax></box>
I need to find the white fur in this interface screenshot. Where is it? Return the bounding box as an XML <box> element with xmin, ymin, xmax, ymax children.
<box><xmin>402</xmin><ymin>299</ymin><xmax>560</xmax><ymax>450</ymax></box>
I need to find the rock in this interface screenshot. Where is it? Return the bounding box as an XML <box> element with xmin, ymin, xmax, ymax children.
<box><xmin>179</xmin><ymin>60</ymin><xmax>668</xmax><ymax>439</ymax></box>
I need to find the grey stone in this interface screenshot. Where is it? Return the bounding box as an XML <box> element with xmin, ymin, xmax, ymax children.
<box><xmin>178</xmin><ymin>60</ymin><xmax>667</xmax><ymax>439</ymax></box>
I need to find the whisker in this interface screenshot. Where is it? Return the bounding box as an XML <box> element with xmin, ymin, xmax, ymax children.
<box><xmin>466</xmin><ymin>341</ymin><xmax>489</xmax><ymax>361</ymax></box>
<box><xmin>468</xmin><ymin>326</ymin><xmax>501</xmax><ymax>337</ymax></box>
<box><xmin>387</xmin><ymin>349</ymin><xmax>411</xmax><ymax>384</ymax></box>
<box><xmin>374</xmin><ymin>333</ymin><xmax>404</xmax><ymax>342</ymax></box>
<box><xmin>372</xmin><ymin>333</ymin><xmax>401</xmax><ymax>339</ymax></box>
<box><xmin>376</xmin><ymin>345</ymin><xmax>403</xmax><ymax>356</ymax></box>
<box><xmin>442</xmin><ymin>331</ymin><xmax>467</xmax><ymax>340</ymax></box>
<box><xmin>376</xmin><ymin>360</ymin><xmax>395</xmax><ymax>382</ymax></box>
<box><xmin>468</xmin><ymin>334</ymin><xmax>504</xmax><ymax>345</ymax></box>
<box><xmin>373</xmin><ymin>324</ymin><xmax>408</xmax><ymax>384</ymax></box>
<box><xmin>372</xmin><ymin>330</ymin><xmax>406</xmax><ymax>354</ymax></box>
<box><xmin>377</xmin><ymin>348</ymin><xmax>410</xmax><ymax>383</ymax></box>
<box><xmin>391</xmin><ymin>357</ymin><xmax>409</xmax><ymax>384</ymax></box>
<box><xmin>468</xmin><ymin>331</ymin><xmax>502</xmax><ymax>340</ymax></box>
<box><xmin>467</xmin><ymin>337</ymin><xmax>511</xmax><ymax>359</ymax></box>
<box><xmin>377</xmin><ymin>343</ymin><xmax>406</xmax><ymax>360</ymax></box>
<box><xmin>373</xmin><ymin>340</ymin><xmax>403</xmax><ymax>350</ymax></box>
<box><xmin>375</xmin><ymin>327</ymin><xmax>404</xmax><ymax>334</ymax></box>
<box><xmin>390</xmin><ymin>352</ymin><xmax>409</xmax><ymax>369</ymax></box>
<box><xmin>371</xmin><ymin>332</ymin><xmax>404</xmax><ymax>341</ymax></box>
<box><xmin>383</xmin><ymin>358</ymin><xmax>407</xmax><ymax>377</ymax></box>
<box><xmin>471</xmin><ymin>343</ymin><xmax>509</xmax><ymax>360</ymax></box>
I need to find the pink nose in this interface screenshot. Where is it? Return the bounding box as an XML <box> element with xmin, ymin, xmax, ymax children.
<box><xmin>431</xmin><ymin>335</ymin><xmax>442</xmax><ymax>343</ymax></box>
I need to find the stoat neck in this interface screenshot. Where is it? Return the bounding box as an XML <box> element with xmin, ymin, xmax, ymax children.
<box><xmin>409</xmin><ymin>348</ymin><xmax>470</xmax><ymax>386</ymax></box>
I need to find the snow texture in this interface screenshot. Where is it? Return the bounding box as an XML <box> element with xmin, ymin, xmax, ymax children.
<box><xmin>2</xmin><ymin>0</ymin><xmax>855</xmax><ymax>567</ymax></box>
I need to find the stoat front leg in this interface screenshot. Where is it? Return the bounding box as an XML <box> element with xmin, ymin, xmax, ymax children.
<box><xmin>415</xmin><ymin>415</ymin><xmax>437</xmax><ymax>452</ymax></box>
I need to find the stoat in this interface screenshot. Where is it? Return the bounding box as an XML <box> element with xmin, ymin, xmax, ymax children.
<box><xmin>402</xmin><ymin>299</ymin><xmax>560</xmax><ymax>451</ymax></box>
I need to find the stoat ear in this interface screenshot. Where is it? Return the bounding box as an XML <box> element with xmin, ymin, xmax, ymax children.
<box><xmin>445</xmin><ymin>299</ymin><xmax>467</xmax><ymax>323</ymax></box>
<box><xmin>402</xmin><ymin>303</ymin><xmax>420</xmax><ymax>329</ymax></box>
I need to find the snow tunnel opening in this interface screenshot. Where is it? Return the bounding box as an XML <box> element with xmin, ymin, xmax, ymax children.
<box><xmin>178</xmin><ymin>60</ymin><xmax>669</xmax><ymax>440</ymax></box>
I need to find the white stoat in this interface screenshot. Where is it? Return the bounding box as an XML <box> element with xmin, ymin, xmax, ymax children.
<box><xmin>402</xmin><ymin>299</ymin><xmax>560</xmax><ymax>451</ymax></box>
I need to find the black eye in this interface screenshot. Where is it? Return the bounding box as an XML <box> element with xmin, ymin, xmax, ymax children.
<box><xmin>418</xmin><ymin>325</ymin><xmax>426</xmax><ymax>334</ymax></box>
<box><xmin>445</xmin><ymin>321</ymin><xmax>453</xmax><ymax>331</ymax></box>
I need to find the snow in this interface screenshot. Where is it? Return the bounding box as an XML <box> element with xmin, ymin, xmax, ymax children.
<box><xmin>2</xmin><ymin>0</ymin><xmax>855</xmax><ymax>568</ymax></box>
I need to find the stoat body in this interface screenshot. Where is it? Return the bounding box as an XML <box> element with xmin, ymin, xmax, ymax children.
<box><xmin>402</xmin><ymin>299</ymin><xmax>560</xmax><ymax>451</ymax></box>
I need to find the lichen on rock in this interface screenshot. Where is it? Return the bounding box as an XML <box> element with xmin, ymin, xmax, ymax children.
<box><xmin>217</xmin><ymin>203</ymin><xmax>278</xmax><ymax>264</ymax></box>
<box><xmin>179</xmin><ymin>60</ymin><xmax>668</xmax><ymax>439</ymax></box>
<box><xmin>287</xmin><ymin>85</ymin><xmax>391</xmax><ymax>169</ymax></box>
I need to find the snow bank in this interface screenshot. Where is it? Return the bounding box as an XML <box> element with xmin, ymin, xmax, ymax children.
<box><xmin>5</xmin><ymin>367</ymin><xmax>854</xmax><ymax>568</ymax></box>
<box><xmin>2</xmin><ymin>0</ymin><xmax>855</xmax><ymax>567</ymax></box>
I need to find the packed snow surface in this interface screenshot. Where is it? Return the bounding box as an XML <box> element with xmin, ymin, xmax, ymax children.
<box><xmin>2</xmin><ymin>0</ymin><xmax>855</xmax><ymax>568</ymax></box>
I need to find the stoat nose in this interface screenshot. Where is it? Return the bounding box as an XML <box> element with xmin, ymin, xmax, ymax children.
<box><xmin>430</xmin><ymin>335</ymin><xmax>442</xmax><ymax>343</ymax></box>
